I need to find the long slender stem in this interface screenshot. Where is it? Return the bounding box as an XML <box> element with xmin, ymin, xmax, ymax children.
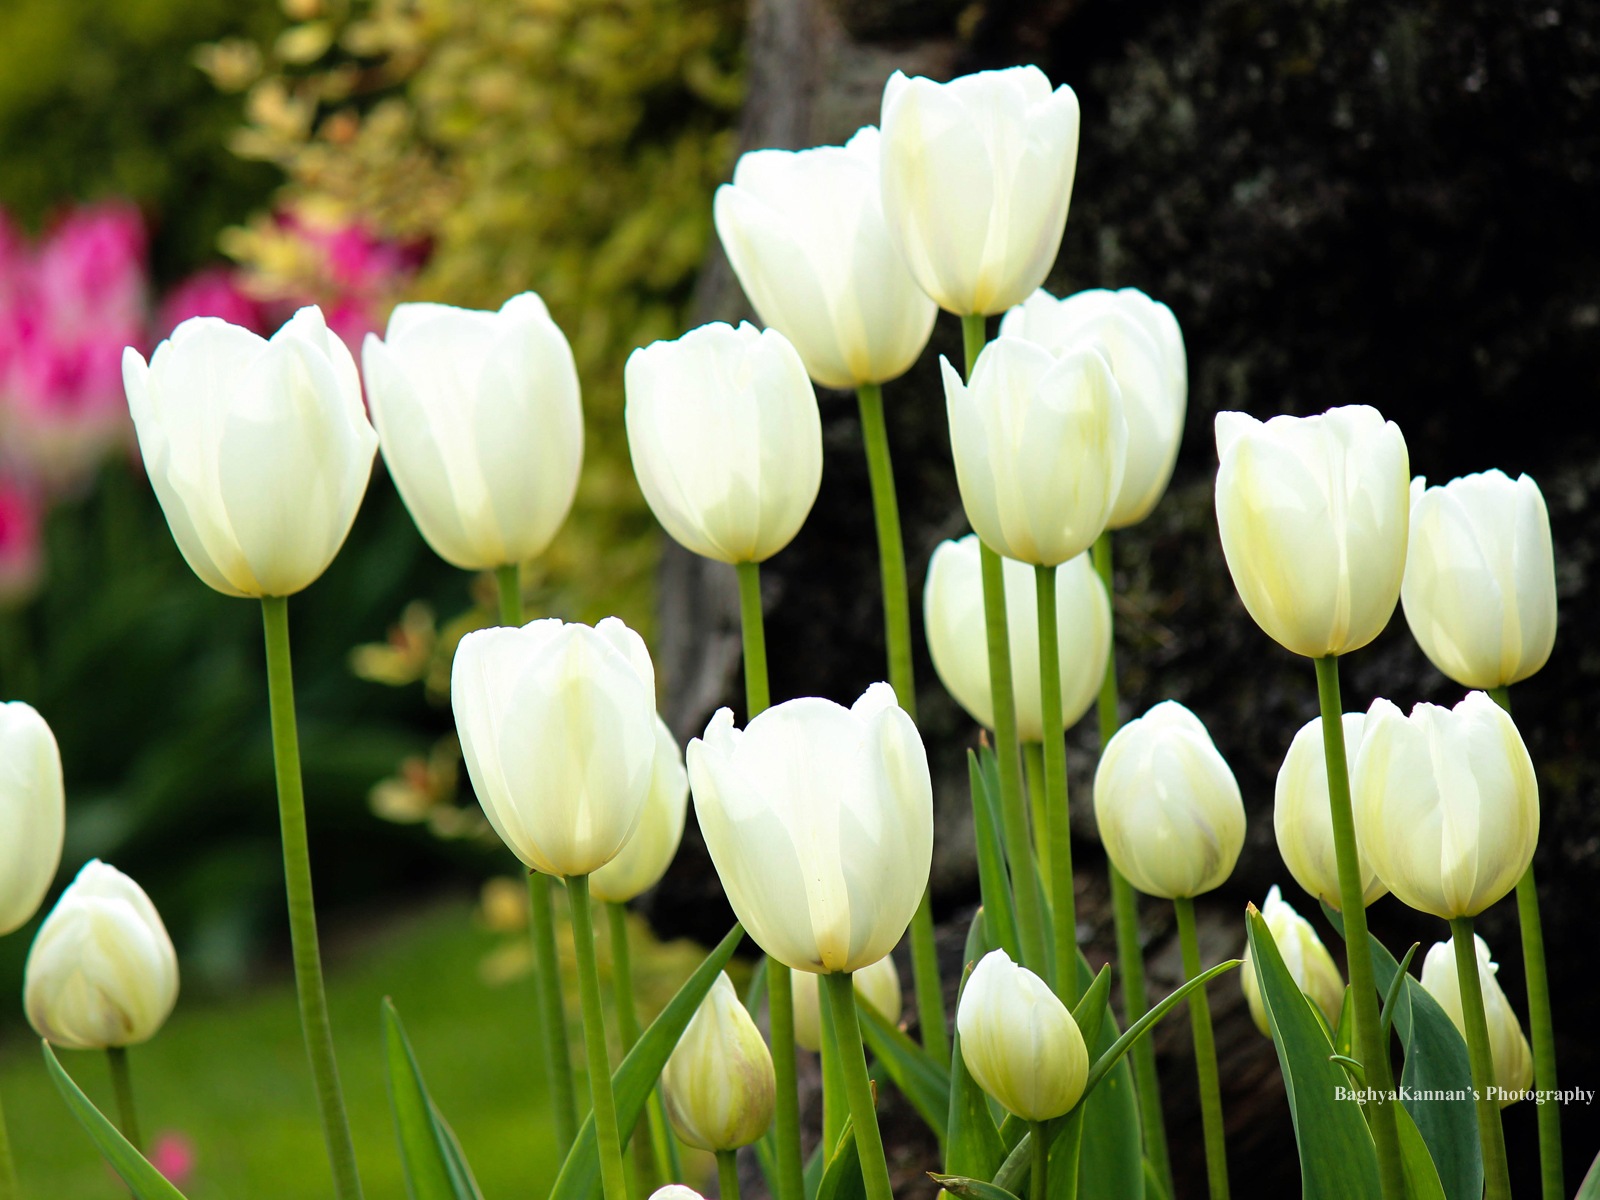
<box><xmin>1092</xmin><ymin>533</ymin><xmax>1175</xmax><ymax>1198</ymax></box>
<box><xmin>816</xmin><ymin>970</ymin><xmax>848</xmax><ymax>1154</ymax></box>
<box><xmin>717</xmin><ymin>1148</ymin><xmax>741</xmax><ymax>1200</ymax></box>
<box><xmin>1174</xmin><ymin>898</ymin><xmax>1229</xmax><ymax>1200</ymax></box>
<box><xmin>105</xmin><ymin>1048</ymin><xmax>141</xmax><ymax>1154</ymax></box>
<box><xmin>1035</xmin><ymin>563</ymin><xmax>1078</xmax><ymax>1005</ymax></box>
<box><xmin>0</xmin><ymin>1077</ymin><xmax>16</xmax><ymax>1200</ymax></box>
<box><xmin>566</xmin><ymin>875</ymin><xmax>627</xmax><ymax>1200</ymax></box>
<box><xmin>823</xmin><ymin>972</ymin><xmax>894</xmax><ymax>1200</ymax></box>
<box><xmin>1029</xmin><ymin>1120</ymin><xmax>1048</xmax><ymax>1200</ymax></box>
<box><xmin>1024</xmin><ymin>742</ymin><xmax>1049</xmax><ymax>880</ymax></box>
<box><xmin>1313</xmin><ymin>655</ymin><xmax>1405</xmax><ymax>1200</ymax></box>
<box><xmin>1450</xmin><ymin>917</ymin><xmax>1513</xmax><ymax>1200</ymax></box>
<box><xmin>1488</xmin><ymin>685</ymin><xmax>1563</xmax><ymax>1200</ymax></box>
<box><xmin>260</xmin><ymin>596</ymin><xmax>362</xmax><ymax>1200</ymax></box>
<box><xmin>733</xmin><ymin>560</ymin><xmax>801</xmax><ymax>1200</ymax></box>
<box><xmin>961</xmin><ymin>313</ymin><xmax>987</xmax><ymax>376</ymax></box>
<box><xmin>495</xmin><ymin>564</ymin><xmax>579</xmax><ymax>1154</ymax></box>
<box><xmin>607</xmin><ymin>902</ymin><xmax>673</xmax><ymax>1190</ymax></box>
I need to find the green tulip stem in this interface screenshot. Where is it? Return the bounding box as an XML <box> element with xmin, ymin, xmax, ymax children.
<box><xmin>1023</xmin><ymin>743</ymin><xmax>1049</xmax><ymax>878</ymax></box>
<box><xmin>823</xmin><ymin>972</ymin><xmax>894</xmax><ymax>1200</ymax></box>
<box><xmin>732</xmin><ymin>560</ymin><xmax>803</xmax><ymax>1200</ymax></box>
<box><xmin>260</xmin><ymin>595</ymin><xmax>363</xmax><ymax>1200</ymax></box>
<box><xmin>565</xmin><ymin>874</ymin><xmax>628</xmax><ymax>1200</ymax></box>
<box><xmin>0</xmin><ymin>1076</ymin><xmax>16</xmax><ymax>1200</ymax></box>
<box><xmin>1092</xmin><ymin>533</ymin><xmax>1175</xmax><ymax>1197</ymax></box>
<box><xmin>816</xmin><ymin>973</ymin><xmax>849</xmax><ymax>1153</ymax></box>
<box><xmin>607</xmin><ymin>903</ymin><xmax>672</xmax><ymax>1189</ymax></box>
<box><xmin>1488</xmin><ymin>685</ymin><xmax>1563</xmax><ymax>1200</ymax></box>
<box><xmin>495</xmin><ymin>563</ymin><xmax>580</xmax><ymax>1155</ymax></box>
<box><xmin>1450</xmin><ymin>916</ymin><xmax>1513</xmax><ymax>1200</ymax></box>
<box><xmin>856</xmin><ymin>381</ymin><xmax>949</xmax><ymax>1067</ymax></box>
<box><xmin>1034</xmin><ymin>564</ymin><xmax>1078</xmax><ymax>1004</ymax></box>
<box><xmin>1173</xmin><ymin>898</ymin><xmax>1229</xmax><ymax>1200</ymax></box>
<box><xmin>717</xmin><ymin>1149</ymin><xmax>741</xmax><ymax>1200</ymax></box>
<box><xmin>961</xmin><ymin>313</ymin><xmax>987</xmax><ymax>377</ymax></box>
<box><xmin>105</xmin><ymin>1047</ymin><xmax>142</xmax><ymax>1154</ymax></box>
<box><xmin>1028</xmin><ymin>1120</ymin><xmax>1049</xmax><ymax>1200</ymax></box>
<box><xmin>1313</xmin><ymin>655</ymin><xmax>1406</xmax><ymax>1200</ymax></box>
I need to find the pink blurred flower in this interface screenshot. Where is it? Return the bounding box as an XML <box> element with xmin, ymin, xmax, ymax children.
<box><xmin>32</xmin><ymin>202</ymin><xmax>147</xmax><ymax>344</ymax></box>
<box><xmin>158</xmin><ymin>266</ymin><xmax>270</xmax><ymax>337</ymax></box>
<box><xmin>0</xmin><ymin>475</ymin><xmax>44</xmax><ymax>608</ymax></box>
<box><xmin>148</xmin><ymin>1131</ymin><xmax>197</xmax><ymax>1188</ymax></box>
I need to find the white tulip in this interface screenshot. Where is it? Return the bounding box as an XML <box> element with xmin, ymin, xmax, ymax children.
<box><xmin>1402</xmin><ymin>470</ymin><xmax>1557</xmax><ymax>690</ymax></box>
<box><xmin>661</xmin><ymin>971</ymin><xmax>775</xmax><ymax>1151</ymax></box>
<box><xmin>879</xmin><ymin>67</ymin><xmax>1081</xmax><ymax>316</ymax></box>
<box><xmin>647</xmin><ymin>1189</ymin><xmax>705</xmax><ymax>1200</ymax></box>
<box><xmin>789</xmin><ymin>953</ymin><xmax>902</xmax><ymax>1053</ymax></box>
<box><xmin>715</xmin><ymin>127</ymin><xmax>937</xmax><ymax>389</ymax></box>
<box><xmin>451</xmin><ymin>617</ymin><xmax>658</xmax><ymax>878</ymax></box>
<box><xmin>1214</xmin><ymin>406</ymin><xmax>1410</xmax><ymax>658</ymax></box>
<box><xmin>1274</xmin><ymin>713</ymin><xmax>1386</xmax><ymax>910</ymax></box>
<box><xmin>362</xmin><ymin>294</ymin><xmax>583</xmax><ymax>571</ymax></box>
<box><xmin>1352</xmin><ymin>692</ymin><xmax>1538</xmax><ymax>920</ymax></box>
<box><xmin>1001</xmin><ymin>287</ymin><xmax>1186</xmax><ymax>528</ymax></box>
<box><xmin>956</xmin><ymin>949</ymin><xmax>1088</xmax><ymax>1121</ymax></box>
<box><xmin>24</xmin><ymin>860</ymin><xmax>179</xmax><ymax>1050</ymax></box>
<box><xmin>589</xmin><ymin>716</ymin><xmax>689</xmax><ymax>904</ymax></box>
<box><xmin>0</xmin><ymin>701</ymin><xmax>64</xmax><ymax>936</ymax></box>
<box><xmin>923</xmin><ymin>535</ymin><xmax>1110</xmax><ymax>741</ymax></box>
<box><xmin>122</xmin><ymin>306</ymin><xmax>377</xmax><ymax>598</ymax></box>
<box><xmin>1240</xmin><ymin>886</ymin><xmax>1345</xmax><ymax>1036</ymax></box>
<box><xmin>1093</xmin><ymin>701</ymin><xmax>1245</xmax><ymax>899</ymax></box>
<box><xmin>687</xmin><ymin>682</ymin><xmax>932</xmax><ymax>974</ymax></box>
<box><xmin>942</xmin><ymin>337</ymin><xmax>1127</xmax><ymax>566</ymax></box>
<box><xmin>625</xmin><ymin>322</ymin><xmax>822</xmax><ymax>564</ymax></box>
<box><xmin>1420</xmin><ymin>934</ymin><xmax>1533</xmax><ymax>1107</ymax></box>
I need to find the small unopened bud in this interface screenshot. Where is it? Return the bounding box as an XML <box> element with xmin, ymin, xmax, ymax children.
<box><xmin>662</xmin><ymin>972</ymin><xmax>775</xmax><ymax>1150</ymax></box>
<box><xmin>956</xmin><ymin>949</ymin><xmax>1087</xmax><ymax>1121</ymax></box>
<box><xmin>790</xmin><ymin>954</ymin><xmax>902</xmax><ymax>1053</ymax></box>
<box><xmin>1240</xmin><ymin>886</ymin><xmax>1345</xmax><ymax>1036</ymax></box>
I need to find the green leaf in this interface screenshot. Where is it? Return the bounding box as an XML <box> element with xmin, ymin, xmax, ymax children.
<box><xmin>969</xmin><ymin>749</ymin><xmax>1020</xmax><ymax>961</ymax></box>
<box><xmin>1069</xmin><ymin>964</ymin><xmax>1113</xmax><ymax>1050</ymax></box>
<box><xmin>1071</xmin><ymin>954</ymin><xmax>1141</xmax><ymax>1200</ymax></box>
<box><xmin>1577</xmin><ymin>1151</ymin><xmax>1600</xmax><ymax>1200</ymax></box>
<box><xmin>1142</xmin><ymin>1156</ymin><xmax>1172</xmax><ymax>1200</ymax></box>
<box><xmin>382</xmin><ymin>998</ymin><xmax>485</xmax><ymax>1200</ymax></box>
<box><xmin>1394</xmin><ymin>1102</ymin><xmax>1447</xmax><ymax>1200</ymax></box>
<box><xmin>1246</xmin><ymin>908</ymin><xmax>1380</xmax><ymax>1200</ymax></box>
<box><xmin>816</xmin><ymin>1117</ymin><xmax>866</xmax><ymax>1200</ymax></box>
<box><xmin>743</xmin><ymin>954</ymin><xmax>769</xmax><ymax>1015</ymax></box>
<box><xmin>859</xmin><ymin>997</ymin><xmax>950</xmax><ymax>1140</ymax></box>
<box><xmin>946</xmin><ymin>917</ymin><xmax>1005</xmax><ymax>1185</ymax></box>
<box><xmin>929</xmin><ymin>1173</ymin><xmax>1024</xmax><ymax>1200</ymax></box>
<box><xmin>41</xmin><ymin>1043</ymin><xmax>189</xmax><ymax>1200</ymax></box>
<box><xmin>549</xmin><ymin>922</ymin><xmax>746</xmax><ymax>1200</ymax></box>
<box><xmin>1081</xmin><ymin>958</ymin><xmax>1241</xmax><ymax>1101</ymax></box>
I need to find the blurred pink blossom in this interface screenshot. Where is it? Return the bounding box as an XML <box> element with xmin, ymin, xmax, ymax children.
<box><xmin>158</xmin><ymin>266</ymin><xmax>270</xmax><ymax>337</ymax></box>
<box><xmin>0</xmin><ymin>475</ymin><xmax>44</xmax><ymax>608</ymax></box>
<box><xmin>148</xmin><ymin>1131</ymin><xmax>197</xmax><ymax>1188</ymax></box>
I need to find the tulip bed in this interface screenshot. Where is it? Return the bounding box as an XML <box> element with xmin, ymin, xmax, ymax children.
<box><xmin>0</xmin><ymin>57</ymin><xmax>1585</xmax><ymax>1200</ymax></box>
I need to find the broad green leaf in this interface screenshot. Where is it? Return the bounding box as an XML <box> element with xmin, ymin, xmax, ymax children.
<box><xmin>382</xmin><ymin>998</ymin><xmax>484</xmax><ymax>1200</ymax></box>
<box><xmin>1246</xmin><ymin>908</ymin><xmax>1380</xmax><ymax>1200</ymax></box>
<box><xmin>1395</xmin><ymin>1102</ymin><xmax>1447</xmax><ymax>1200</ymax></box>
<box><xmin>1577</xmin><ymin>1151</ymin><xmax>1600</xmax><ymax>1200</ymax></box>
<box><xmin>1072</xmin><ymin>954</ymin><xmax>1141</xmax><ymax>1200</ymax></box>
<box><xmin>970</xmin><ymin>749</ymin><xmax>1020</xmax><ymax>961</ymax></box>
<box><xmin>930</xmin><ymin>1173</ymin><xmax>1024</xmax><ymax>1200</ymax></box>
<box><xmin>946</xmin><ymin>917</ymin><xmax>1004</xmax><ymax>1185</ymax></box>
<box><xmin>859</xmin><ymin>998</ymin><xmax>950</xmax><ymax>1139</ymax></box>
<box><xmin>816</xmin><ymin>1116</ymin><xmax>866</xmax><ymax>1200</ymax></box>
<box><xmin>41</xmin><ymin>1043</ymin><xmax>189</xmax><ymax>1200</ymax></box>
<box><xmin>549</xmin><ymin>922</ymin><xmax>745</xmax><ymax>1200</ymax></box>
<box><xmin>1142</xmin><ymin>1156</ymin><xmax>1172</xmax><ymax>1200</ymax></box>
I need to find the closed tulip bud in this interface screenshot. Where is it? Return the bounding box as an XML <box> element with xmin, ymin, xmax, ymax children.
<box><xmin>24</xmin><ymin>861</ymin><xmax>179</xmax><ymax>1050</ymax></box>
<box><xmin>1001</xmin><ymin>288</ymin><xmax>1186</xmax><ymax>528</ymax></box>
<box><xmin>923</xmin><ymin>535</ymin><xmax>1110</xmax><ymax>741</ymax></box>
<box><xmin>661</xmin><ymin>971</ymin><xmax>775</xmax><ymax>1151</ymax></box>
<box><xmin>362</xmin><ymin>294</ymin><xmax>583</xmax><ymax>571</ymax></box>
<box><xmin>1240</xmin><ymin>886</ymin><xmax>1345</xmax><ymax>1036</ymax></box>
<box><xmin>122</xmin><ymin>307</ymin><xmax>377</xmax><ymax>598</ymax></box>
<box><xmin>589</xmin><ymin>716</ymin><xmax>689</xmax><ymax>904</ymax></box>
<box><xmin>1420</xmin><ymin>935</ymin><xmax>1533</xmax><ymax>1107</ymax></box>
<box><xmin>1274</xmin><ymin>713</ymin><xmax>1386</xmax><ymax>910</ymax></box>
<box><xmin>1094</xmin><ymin>701</ymin><xmax>1245</xmax><ymax>899</ymax></box>
<box><xmin>648</xmin><ymin>1189</ymin><xmax>704</xmax><ymax>1200</ymax></box>
<box><xmin>687</xmin><ymin>682</ymin><xmax>932</xmax><ymax>973</ymax></box>
<box><xmin>0</xmin><ymin>701</ymin><xmax>64</xmax><ymax>936</ymax></box>
<box><xmin>942</xmin><ymin>337</ymin><xmax>1127</xmax><ymax>566</ymax></box>
<box><xmin>1402</xmin><ymin>471</ymin><xmax>1557</xmax><ymax>690</ymax></box>
<box><xmin>625</xmin><ymin>322</ymin><xmax>821</xmax><ymax>565</ymax></box>
<box><xmin>451</xmin><ymin>617</ymin><xmax>658</xmax><ymax>878</ymax></box>
<box><xmin>789</xmin><ymin>953</ymin><xmax>902</xmax><ymax>1054</ymax></box>
<box><xmin>714</xmin><ymin>128</ymin><xmax>937</xmax><ymax>389</ymax></box>
<box><xmin>879</xmin><ymin>67</ymin><xmax>1080</xmax><ymax>316</ymax></box>
<box><xmin>956</xmin><ymin>949</ymin><xmax>1088</xmax><ymax>1121</ymax></box>
<box><xmin>1352</xmin><ymin>693</ymin><xmax>1538</xmax><ymax>919</ymax></box>
<box><xmin>1214</xmin><ymin>406</ymin><xmax>1410</xmax><ymax>658</ymax></box>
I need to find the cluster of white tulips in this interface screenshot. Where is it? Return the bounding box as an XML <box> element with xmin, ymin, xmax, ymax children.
<box><xmin>0</xmin><ymin>56</ymin><xmax>1572</xmax><ymax>1200</ymax></box>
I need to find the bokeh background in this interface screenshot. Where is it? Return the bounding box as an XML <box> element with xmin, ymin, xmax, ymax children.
<box><xmin>0</xmin><ymin>0</ymin><xmax>1595</xmax><ymax>1197</ymax></box>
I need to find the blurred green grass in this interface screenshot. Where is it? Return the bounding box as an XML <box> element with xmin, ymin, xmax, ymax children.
<box><xmin>0</xmin><ymin>897</ymin><xmax>716</xmax><ymax>1198</ymax></box>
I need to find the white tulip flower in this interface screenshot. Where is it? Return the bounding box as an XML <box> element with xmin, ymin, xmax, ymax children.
<box><xmin>1352</xmin><ymin>692</ymin><xmax>1538</xmax><ymax>920</ymax></box>
<box><xmin>1274</xmin><ymin>713</ymin><xmax>1386</xmax><ymax>910</ymax></box>
<box><xmin>451</xmin><ymin>617</ymin><xmax>658</xmax><ymax>879</ymax></box>
<box><xmin>942</xmin><ymin>336</ymin><xmax>1127</xmax><ymax>566</ymax></box>
<box><xmin>1240</xmin><ymin>886</ymin><xmax>1345</xmax><ymax>1036</ymax></box>
<box><xmin>122</xmin><ymin>306</ymin><xmax>377</xmax><ymax>597</ymax></box>
<box><xmin>589</xmin><ymin>716</ymin><xmax>689</xmax><ymax>904</ymax></box>
<box><xmin>923</xmin><ymin>535</ymin><xmax>1110</xmax><ymax>742</ymax></box>
<box><xmin>24</xmin><ymin>861</ymin><xmax>179</xmax><ymax>1050</ymax></box>
<box><xmin>687</xmin><ymin>682</ymin><xmax>932</xmax><ymax>974</ymax></box>
<box><xmin>1093</xmin><ymin>701</ymin><xmax>1245</xmax><ymax>899</ymax></box>
<box><xmin>661</xmin><ymin>971</ymin><xmax>775</xmax><ymax>1151</ymax></box>
<box><xmin>362</xmin><ymin>294</ymin><xmax>583</xmax><ymax>571</ymax></box>
<box><xmin>715</xmin><ymin>127</ymin><xmax>937</xmax><ymax>389</ymax></box>
<box><xmin>625</xmin><ymin>322</ymin><xmax>822</xmax><ymax>564</ymax></box>
<box><xmin>1002</xmin><ymin>287</ymin><xmax>1186</xmax><ymax>528</ymax></box>
<box><xmin>956</xmin><ymin>949</ymin><xmax>1088</xmax><ymax>1121</ymax></box>
<box><xmin>0</xmin><ymin>701</ymin><xmax>64</xmax><ymax>936</ymax></box>
<box><xmin>789</xmin><ymin>953</ymin><xmax>902</xmax><ymax>1053</ymax></box>
<box><xmin>879</xmin><ymin>67</ymin><xmax>1081</xmax><ymax>316</ymax></box>
<box><xmin>1402</xmin><ymin>470</ymin><xmax>1557</xmax><ymax>690</ymax></box>
<box><xmin>1214</xmin><ymin>406</ymin><xmax>1410</xmax><ymax>658</ymax></box>
<box><xmin>1420</xmin><ymin>934</ymin><xmax>1534</xmax><ymax>1107</ymax></box>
